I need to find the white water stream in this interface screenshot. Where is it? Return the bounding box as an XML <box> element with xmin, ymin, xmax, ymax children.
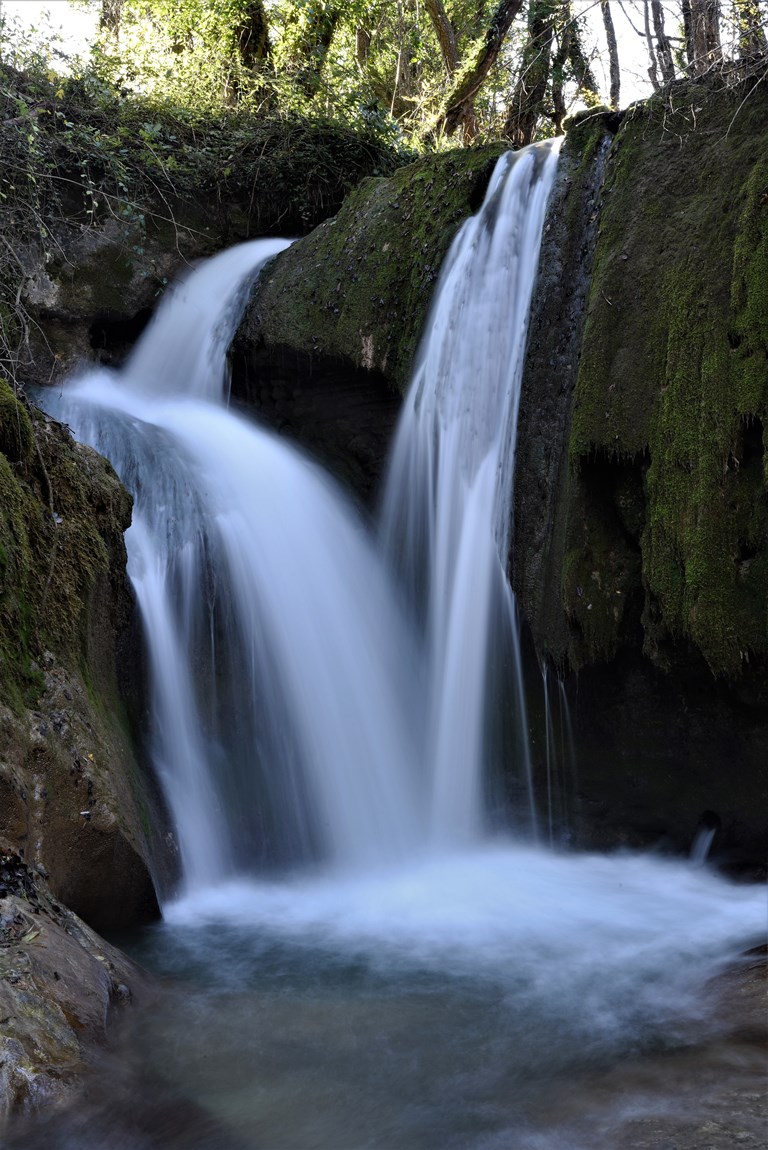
<box><xmin>35</xmin><ymin>145</ymin><xmax>766</xmax><ymax>1149</ymax></box>
<box><xmin>381</xmin><ymin>144</ymin><xmax>560</xmax><ymax>843</ymax></box>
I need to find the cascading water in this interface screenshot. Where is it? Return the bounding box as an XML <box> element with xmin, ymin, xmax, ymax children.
<box><xmin>41</xmin><ymin>239</ymin><xmax>425</xmax><ymax>887</ymax></box>
<box><xmin>43</xmin><ymin>143</ymin><xmax>561</xmax><ymax>884</ymax></box>
<box><xmin>381</xmin><ymin>143</ymin><xmax>561</xmax><ymax>844</ymax></box>
<box><xmin>30</xmin><ymin>145</ymin><xmax>766</xmax><ymax>1150</ymax></box>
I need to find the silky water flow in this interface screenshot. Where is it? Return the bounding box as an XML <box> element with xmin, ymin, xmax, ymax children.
<box><xmin>34</xmin><ymin>144</ymin><xmax>766</xmax><ymax>1150</ymax></box>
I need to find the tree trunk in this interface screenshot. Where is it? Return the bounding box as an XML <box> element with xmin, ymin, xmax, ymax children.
<box><xmin>567</xmin><ymin>17</ymin><xmax>599</xmax><ymax>97</ymax></box>
<box><xmin>651</xmin><ymin>0</ymin><xmax>676</xmax><ymax>84</ymax></box>
<box><xmin>600</xmin><ymin>0</ymin><xmax>621</xmax><ymax>108</ymax></box>
<box><xmin>100</xmin><ymin>0</ymin><xmax>123</xmax><ymax>34</ymax></box>
<box><xmin>438</xmin><ymin>0</ymin><xmax>525</xmax><ymax>137</ymax></box>
<box><xmin>643</xmin><ymin>0</ymin><xmax>661</xmax><ymax>91</ymax></box>
<box><xmin>681</xmin><ymin>0</ymin><xmax>696</xmax><ymax>71</ymax></box>
<box><xmin>551</xmin><ymin>23</ymin><xmax>570</xmax><ymax>133</ymax></box>
<box><xmin>355</xmin><ymin>25</ymin><xmax>371</xmax><ymax>69</ymax></box>
<box><xmin>690</xmin><ymin>0</ymin><xmax>721</xmax><ymax>74</ymax></box>
<box><xmin>504</xmin><ymin>0</ymin><xmax>557</xmax><ymax>147</ymax></box>
<box><xmin>390</xmin><ymin>1</ymin><xmax>419</xmax><ymax>122</ymax></box>
<box><xmin>236</xmin><ymin>0</ymin><xmax>270</xmax><ymax>68</ymax></box>
<box><xmin>297</xmin><ymin>5</ymin><xmax>340</xmax><ymax>98</ymax></box>
<box><xmin>424</xmin><ymin>0</ymin><xmax>460</xmax><ymax>72</ymax></box>
<box><xmin>423</xmin><ymin>0</ymin><xmax>480</xmax><ymax>140</ymax></box>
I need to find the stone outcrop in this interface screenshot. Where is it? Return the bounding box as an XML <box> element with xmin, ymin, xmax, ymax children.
<box><xmin>234</xmin><ymin>145</ymin><xmax>508</xmax><ymax>498</ymax></box>
<box><xmin>0</xmin><ymin>379</ymin><xmax>161</xmax><ymax>1115</ymax></box>
<box><xmin>514</xmin><ymin>78</ymin><xmax>768</xmax><ymax>869</ymax></box>
<box><xmin>1</xmin><ymin>56</ymin><xmax>406</xmax><ymax>395</ymax></box>
<box><xmin>241</xmin><ymin>144</ymin><xmax>505</xmax><ymax>397</ymax></box>
<box><xmin>513</xmin><ymin>110</ymin><xmax>617</xmax><ymax>663</ymax></box>
<box><xmin>18</xmin><ymin>213</ymin><xmax>222</xmax><ymax>390</ymax></box>
<box><xmin>545</xmin><ymin>78</ymin><xmax>768</xmax><ymax>679</ymax></box>
<box><xmin>0</xmin><ymin>845</ymin><xmax>151</xmax><ymax>1122</ymax></box>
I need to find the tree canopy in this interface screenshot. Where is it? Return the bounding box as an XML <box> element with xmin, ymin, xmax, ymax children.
<box><xmin>0</xmin><ymin>0</ymin><xmax>766</xmax><ymax>149</ymax></box>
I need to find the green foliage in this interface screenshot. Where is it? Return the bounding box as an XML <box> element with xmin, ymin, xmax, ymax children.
<box><xmin>0</xmin><ymin>0</ymin><xmax>635</xmax><ymax>154</ymax></box>
<box><xmin>92</xmin><ymin>0</ymin><xmax>274</xmax><ymax>112</ymax></box>
<box><xmin>79</xmin><ymin>0</ymin><xmax>565</xmax><ymax>144</ymax></box>
<box><xmin>0</xmin><ymin>35</ymin><xmax>408</xmax><ymax>383</ymax></box>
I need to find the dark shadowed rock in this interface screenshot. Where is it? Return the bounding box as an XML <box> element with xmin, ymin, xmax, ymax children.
<box><xmin>0</xmin><ymin>846</ymin><xmax>152</xmax><ymax>1121</ymax></box>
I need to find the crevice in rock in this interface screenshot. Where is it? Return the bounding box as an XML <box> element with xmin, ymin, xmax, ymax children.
<box><xmin>89</xmin><ymin>307</ymin><xmax>154</xmax><ymax>366</ymax></box>
<box><xmin>230</xmin><ymin>342</ymin><xmax>401</xmax><ymax>506</ymax></box>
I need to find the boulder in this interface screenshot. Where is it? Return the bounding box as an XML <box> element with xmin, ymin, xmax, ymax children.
<box><xmin>0</xmin><ymin>845</ymin><xmax>152</xmax><ymax>1121</ymax></box>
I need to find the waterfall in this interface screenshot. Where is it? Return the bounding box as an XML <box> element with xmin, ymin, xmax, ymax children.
<box><xmin>381</xmin><ymin>141</ymin><xmax>561</xmax><ymax>845</ymax></box>
<box><xmin>40</xmin><ymin>143</ymin><xmax>561</xmax><ymax>890</ymax></box>
<box><xmin>31</xmin><ymin>151</ymin><xmax>767</xmax><ymax>1150</ymax></box>
<box><xmin>41</xmin><ymin>240</ymin><xmax>425</xmax><ymax>890</ymax></box>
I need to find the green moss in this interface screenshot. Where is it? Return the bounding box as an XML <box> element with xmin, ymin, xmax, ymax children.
<box><xmin>251</xmin><ymin>144</ymin><xmax>506</xmax><ymax>393</ymax></box>
<box><xmin>0</xmin><ymin>455</ymin><xmax>48</xmax><ymax>708</ymax></box>
<box><xmin>0</xmin><ymin>404</ymin><xmax>131</xmax><ymax>710</ymax></box>
<box><xmin>561</xmin><ymin>454</ymin><xmax>643</xmax><ymax>664</ymax></box>
<box><xmin>731</xmin><ymin>157</ymin><xmax>768</xmax><ymax>413</ymax></box>
<box><xmin>563</xmin><ymin>107</ymin><xmax>614</xmax><ymax>161</ymax></box>
<box><xmin>565</xmin><ymin>79</ymin><xmax>768</xmax><ymax>675</ymax></box>
<box><xmin>560</xmin><ymin>113</ymin><xmax>614</xmax><ymax>246</ymax></box>
<box><xmin>0</xmin><ymin>378</ymin><xmax>34</xmax><ymax>464</ymax></box>
<box><xmin>562</xmin><ymin>536</ymin><xmax>636</xmax><ymax>663</ymax></box>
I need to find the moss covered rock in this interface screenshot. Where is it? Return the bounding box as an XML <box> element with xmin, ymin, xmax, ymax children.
<box><xmin>0</xmin><ymin>381</ymin><xmax>34</xmax><ymax>466</ymax></box>
<box><xmin>562</xmin><ymin>77</ymin><xmax>768</xmax><ymax>676</ymax></box>
<box><xmin>242</xmin><ymin>144</ymin><xmax>506</xmax><ymax>395</ymax></box>
<box><xmin>0</xmin><ymin>387</ymin><xmax>159</xmax><ymax>931</ymax></box>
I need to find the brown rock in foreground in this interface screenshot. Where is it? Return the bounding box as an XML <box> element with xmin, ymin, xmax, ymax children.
<box><xmin>0</xmin><ymin>845</ymin><xmax>152</xmax><ymax>1121</ymax></box>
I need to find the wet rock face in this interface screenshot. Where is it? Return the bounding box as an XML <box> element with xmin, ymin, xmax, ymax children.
<box><xmin>18</xmin><ymin>214</ymin><xmax>220</xmax><ymax>389</ymax></box>
<box><xmin>514</xmin><ymin>81</ymin><xmax>768</xmax><ymax>871</ymax></box>
<box><xmin>513</xmin><ymin>115</ymin><xmax>616</xmax><ymax>663</ymax></box>
<box><xmin>230</xmin><ymin>345</ymin><xmax>401</xmax><ymax>503</ymax></box>
<box><xmin>0</xmin><ymin>662</ymin><xmax>159</xmax><ymax>933</ymax></box>
<box><xmin>562</xmin><ymin>78</ymin><xmax>768</xmax><ymax>677</ymax></box>
<box><xmin>516</xmin><ymin>79</ymin><xmax>768</xmax><ymax>680</ymax></box>
<box><xmin>0</xmin><ymin>847</ymin><xmax>151</xmax><ymax>1122</ymax></box>
<box><xmin>0</xmin><ymin>386</ymin><xmax>161</xmax><ymax>931</ymax></box>
<box><xmin>556</xmin><ymin>648</ymin><xmax>768</xmax><ymax>872</ymax></box>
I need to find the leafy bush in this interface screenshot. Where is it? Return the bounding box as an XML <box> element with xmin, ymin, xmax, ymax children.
<box><xmin>0</xmin><ymin>15</ymin><xmax>412</xmax><ymax>385</ymax></box>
